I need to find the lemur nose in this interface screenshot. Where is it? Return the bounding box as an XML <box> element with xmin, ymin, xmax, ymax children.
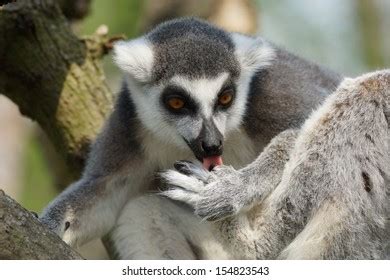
<box><xmin>201</xmin><ymin>140</ymin><xmax>223</xmax><ymax>156</ymax></box>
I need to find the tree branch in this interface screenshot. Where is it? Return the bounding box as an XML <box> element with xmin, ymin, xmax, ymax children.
<box><xmin>58</xmin><ymin>0</ymin><xmax>91</xmax><ymax>21</ymax></box>
<box><xmin>0</xmin><ymin>190</ymin><xmax>82</xmax><ymax>259</ymax></box>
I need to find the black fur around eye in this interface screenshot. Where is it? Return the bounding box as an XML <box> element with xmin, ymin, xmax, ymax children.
<box><xmin>216</xmin><ymin>85</ymin><xmax>235</xmax><ymax>110</ymax></box>
<box><xmin>161</xmin><ymin>86</ymin><xmax>198</xmax><ymax>115</ymax></box>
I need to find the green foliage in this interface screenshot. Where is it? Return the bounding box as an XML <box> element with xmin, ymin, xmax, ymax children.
<box><xmin>79</xmin><ymin>0</ymin><xmax>144</xmax><ymax>91</ymax></box>
<box><xmin>80</xmin><ymin>0</ymin><xmax>143</xmax><ymax>38</ymax></box>
<box><xmin>21</xmin><ymin>134</ymin><xmax>57</xmax><ymax>212</ymax></box>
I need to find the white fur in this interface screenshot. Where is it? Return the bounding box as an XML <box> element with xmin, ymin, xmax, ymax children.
<box><xmin>171</xmin><ymin>73</ymin><xmax>229</xmax><ymax>118</ymax></box>
<box><xmin>231</xmin><ymin>33</ymin><xmax>276</xmax><ymax>73</ymax></box>
<box><xmin>225</xmin><ymin>71</ymin><xmax>251</xmax><ymax>133</ymax></box>
<box><xmin>231</xmin><ymin>33</ymin><xmax>275</xmax><ymax>85</ymax></box>
<box><xmin>226</xmin><ymin>34</ymin><xmax>276</xmax><ymax>133</ymax></box>
<box><xmin>112</xmin><ymin>195</ymin><xmax>230</xmax><ymax>259</ymax></box>
<box><xmin>113</xmin><ymin>38</ymin><xmax>154</xmax><ymax>83</ymax></box>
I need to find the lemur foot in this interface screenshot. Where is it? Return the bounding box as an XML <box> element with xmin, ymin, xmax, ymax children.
<box><xmin>161</xmin><ymin>160</ymin><xmax>243</xmax><ymax>221</ymax></box>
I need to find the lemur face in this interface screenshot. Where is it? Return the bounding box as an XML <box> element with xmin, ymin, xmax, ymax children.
<box><xmin>114</xmin><ymin>18</ymin><xmax>275</xmax><ymax>169</ymax></box>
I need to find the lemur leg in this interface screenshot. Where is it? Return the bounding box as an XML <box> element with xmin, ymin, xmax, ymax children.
<box><xmin>278</xmin><ymin>198</ymin><xmax>388</xmax><ymax>259</ymax></box>
<box><xmin>244</xmin><ymin>72</ymin><xmax>390</xmax><ymax>259</ymax></box>
<box><xmin>110</xmin><ymin>195</ymin><xmax>230</xmax><ymax>259</ymax></box>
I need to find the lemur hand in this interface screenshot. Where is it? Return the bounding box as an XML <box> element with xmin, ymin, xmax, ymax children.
<box><xmin>161</xmin><ymin>161</ymin><xmax>243</xmax><ymax>221</ymax></box>
<box><xmin>39</xmin><ymin>192</ymin><xmax>80</xmax><ymax>246</ymax></box>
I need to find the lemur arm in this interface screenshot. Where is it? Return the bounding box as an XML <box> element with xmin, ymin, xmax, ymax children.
<box><xmin>39</xmin><ymin>88</ymin><xmax>147</xmax><ymax>247</ymax></box>
<box><xmin>162</xmin><ymin>129</ymin><xmax>298</xmax><ymax>221</ymax></box>
<box><xmin>39</xmin><ymin>176</ymin><xmax>128</xmax><ymax>247</ymax></box>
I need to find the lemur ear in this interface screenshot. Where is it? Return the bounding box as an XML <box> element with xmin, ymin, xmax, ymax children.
<box><xmin>231</xmin><ymin>33</ymin><xmax>275</xmax><ymax>73</ymax></box>
<box><xmin>113</xmin><ymin>38</ymin><xmax>154</xmax><ymax>83</ymax></box>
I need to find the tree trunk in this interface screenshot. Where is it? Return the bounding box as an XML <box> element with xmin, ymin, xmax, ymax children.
<box><xmin>0</xmin><ymin>0</ymin><xmax>114</xmax><ymax>178</ymax></box>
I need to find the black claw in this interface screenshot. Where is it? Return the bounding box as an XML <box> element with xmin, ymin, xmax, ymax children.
<box><xmin>64</xmin><ymin>221</ymin><xmax>70</xmax><ymax>231</ymax></box>
<box><xmin>206</xmin><ymin>216</ymin><xmax>218</xmax><ymax>222</ymax></box>
<box><xmin>208</xmin><ymin>164</ymin><xmax>215</xmax><ymax>171</ymax></box>
<box><xmin>174</xmin><ymin>160</ymin><xmax>195</xmax><ymax>176</ymax></box>
<box><xmin>31</xmin><ymin>211</ymin><xmax>39</xmax><ymax>218</ymax></box>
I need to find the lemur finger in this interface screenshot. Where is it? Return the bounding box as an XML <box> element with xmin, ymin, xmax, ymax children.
<box><xmin>174</xmin><ymin>160</ymin><xmax>196</xmax><ymax>175</ymax></box>
<box><xmin>161</xmin><ymin>188</ymin><xmax>201</xmax><ymax>205</ymax></box>
<box><xmin>174</xmin><ymin>160</ymin><xmax>210</xmax><ymax>182</ymax></box>
<box><xmin>161</xmin><ymin>170</ymin><xmax>203</xmax><ymax>192</ymax></box>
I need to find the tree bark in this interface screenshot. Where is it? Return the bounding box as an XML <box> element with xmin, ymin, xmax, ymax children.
<box><xmin>0</xmin><ymin>0</ymin><xmax>114</xmax><ymax>178</ymax></box>
<box><xmin>58</xmin><ymin>0</ymin><xmax>91</xmax><ymax>21</ymax></box>
<box><xmin>0</xmin><ymin>190</ymin><xmax>82</xmax><ymax>259</ymax></box>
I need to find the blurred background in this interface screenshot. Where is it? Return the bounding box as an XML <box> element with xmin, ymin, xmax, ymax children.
<box><xmin>0</xmin><ymin>0</ymin><xmax>389</xmax><ymax>258</ymax></box>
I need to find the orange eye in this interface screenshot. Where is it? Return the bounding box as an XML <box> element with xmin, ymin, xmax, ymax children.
<box><xmin>167</xmin><ymin>97</ymin><xmax>185</xmax><ymax>110</ymax></box>
<box><xmin>218</xmin><ymin>90</ymin><xmax>233</xmax><ymax>106</ymax></box>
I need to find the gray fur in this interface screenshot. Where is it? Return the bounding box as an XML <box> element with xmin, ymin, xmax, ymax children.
<box><xmin>147</xmin><ymin>17</ymin><xmax>239</xmax><ymax>82</ymax></box>
<box><xmin>39</xmin><ymin>17</ymin><xmax>343</xmax><ymax>257</ymax></box>
<box><xmin>243</xmin><ymin>46</ymin><xmax>342</xmax><ymax>147</ymax></box>
<box><xmin>163</xmin><ymin>70</ymin><xmax>390</xmax><ymax>259</ymax></box>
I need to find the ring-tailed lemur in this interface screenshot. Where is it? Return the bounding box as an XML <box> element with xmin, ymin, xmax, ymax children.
<box><xmin>163</xmin><ymin>70</ymin><xmax>390</xmax><ymax>259</ymax></box>
<box><xmin>39</xmin><ymin>17</ymin><xmax>342</xmax><ymax>259</ymax></box>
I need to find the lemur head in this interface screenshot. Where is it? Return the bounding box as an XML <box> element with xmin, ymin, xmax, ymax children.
<box><xmin>114</xmin><ymin>18</ymin><xmax>274</xmax><ymax>169</ymax></box>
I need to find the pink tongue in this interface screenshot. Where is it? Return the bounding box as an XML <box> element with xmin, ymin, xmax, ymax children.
<box><xmin>202</xmin><ymin>156</ymin><xmax>223</xmax><ymax>171</ymax></box>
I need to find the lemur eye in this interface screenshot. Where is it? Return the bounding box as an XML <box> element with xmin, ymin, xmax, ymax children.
<box><xmin>218</xmin><ymin>89</ymin><xmax>234</xmax><ymax>107</ymax></box>
<box><xmin>167</xmin><ymin>97</ymin><xmax>185</xmax><ymax>110</ymax></box>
